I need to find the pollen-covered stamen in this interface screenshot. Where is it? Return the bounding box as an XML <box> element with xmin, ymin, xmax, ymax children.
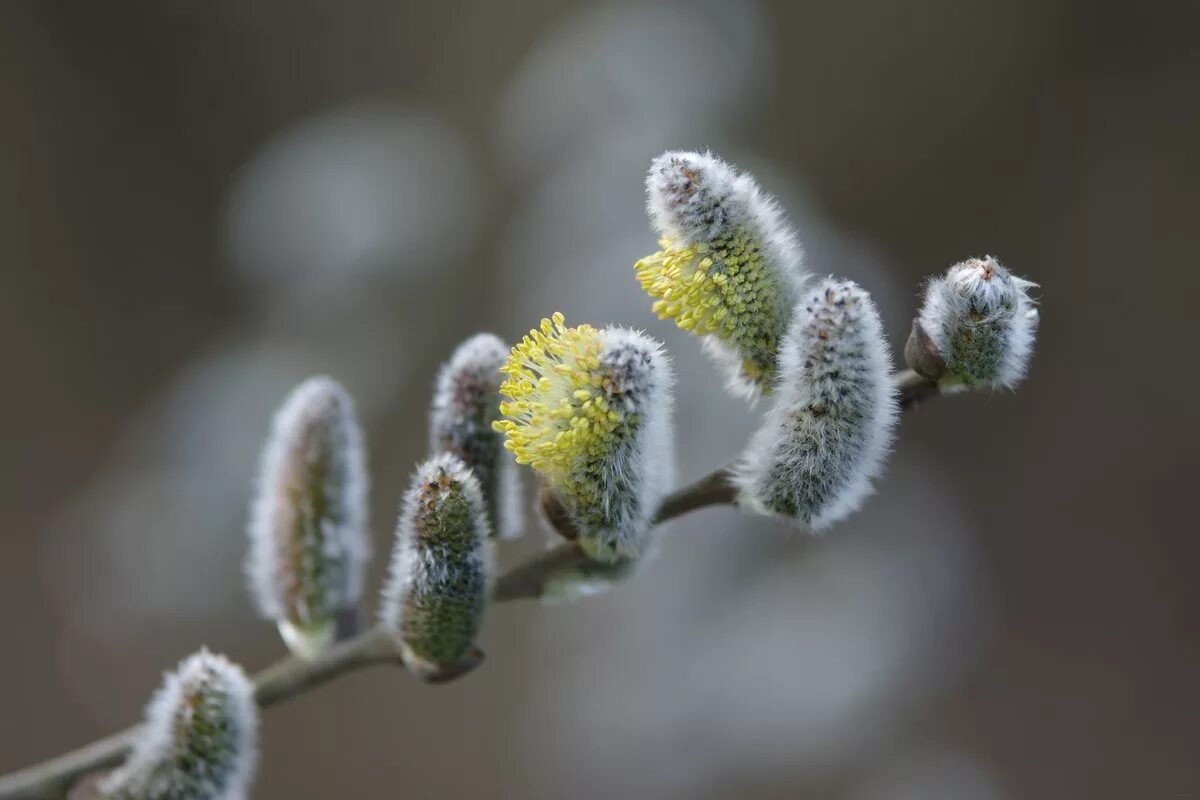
<box><xmin>635</xmin><ymin>230</ymin><xmax>785</xmax><ymax>386</ymax></box>
<box><xmin>494</xmin><ymin>313</ymin><xmax>622</xmax><ymax>479</ymax></box>
<box><xmin>636</xmin><ymin>150</ymin><xmax>808</xmax><ymax>397</ymax></box>
<box><xmin>493</xmin><ymin>315</ymin><xmax>674</xmax><ymax>561</ymax></box>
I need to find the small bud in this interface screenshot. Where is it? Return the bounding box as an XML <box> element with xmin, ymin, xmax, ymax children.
<box><xmin>635</xmin><ymin>150</ymin><xmax>808</xmax><ymax>398</ymax></box>
<box><xmin>246</xmin><ymin>376</ymin><xmax>369</xmax><ymax>660</ymax></box>
<box><xmin>429</xmin><ymin>333</ymin><xmax>522</xmax><ymax>539</ymax></box>
<box><xmin>916</xmin><ymin>256</ymin><xmax>1039</xmax><ymax>389</ymax></box>
<box><xmin>734</xmin><ymin>279</ymin><xmax>899</xmax><ymax>530</ymax></box>
<box><xmin>100</xmin><ymin>649</ymin><xmax>258</xmax><ymax>800</ymax></box>
<box><xmin>379</xmin><ymin>453</ymin><xmax>492</xmax><ymax>682</ymax></box>
<box><xmin>493</xmin><ymin>314</ymin><xmax>675</xmax><ymax>561</ymax></box>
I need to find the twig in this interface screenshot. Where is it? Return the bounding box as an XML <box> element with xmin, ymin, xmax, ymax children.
<box><xmin>896</xmin><ymin>368</ymin><xmax>939</xmax><ymax>410</ymax></box>
<box><xmin>251</xmin><ymin>627</ymin><xmax>399</xmax><ymax>707</ymax></box>
<box><xmin>492</xmin><ymin>542</ymin><xmax>591</xmax><ymax>602</ymax></box>
<box><xmin>654</xmin><ymin>467</ymin><xmax>737</xmax><ymax>523</ymax></box>
<box><xmin>0</xmin><ymin>369</ymin><xmax>944</xmax><ymax>800</ymax></box>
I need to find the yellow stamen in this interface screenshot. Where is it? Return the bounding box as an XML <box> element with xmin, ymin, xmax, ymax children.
<box><xmin>634</xmin><ymin>233</ymin><xmax>786</xmax><ymax>389</ymax></box>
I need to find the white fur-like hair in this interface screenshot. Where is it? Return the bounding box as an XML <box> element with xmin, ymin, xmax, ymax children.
<box><xmin>917</xmin><ymin>256</ymin><xmax>1039</xmax><ymax>389</ymax></box>
<box><xmin>735</xmin><ymin>278</ymin><xmax>898</xmax><ymax>530</ymax></box>
<box><xmin>646</xmin><ymin>150</ymin><xmax>807</xmax><ymax>295</ymax></box>
<box><xmin>429</xmin><ymin>333</ymin><xmax>522</xmax><ymax>540</ymax></box>
<box><xmin>246</xmin><ymin>377</ymin><xmax>369</xmax><ymax>629</ymax></box>
<box><xmin>101</xmin><ymin>649</ymin><xmax>258</xmax><ymax>800</ymax></box>
<box><xmin>569</xmin><ymin>327</ymin><xmax>675</xmax><ymax>559</ymax></box>
<box><xmin>378</xmin><ymin>453</ymin><xmax>492</xmax><ymax>636</ymax></box>
<box><xmin>700</xmin><ymin>335</ymin><xmax>766</xmax><ymax>404</ymax></box>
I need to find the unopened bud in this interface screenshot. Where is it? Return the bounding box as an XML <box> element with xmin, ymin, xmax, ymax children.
<box><xmin>916</xmin><ymin>256</ymin><xmax>1039</xmax><ymax>389</ymax></box>
<box><xmin>246</xmin><ymin>377</ymin><xmax>369</xmax><ymax>660</ymax></box>
<box><xmin>430</xmin><ymin>333</ymin><xmax>521</xmax><ymax>539</ymax></box>
<box><xmin>379</xmin><ymin>454</ymin><xmax>492</xmax><ymax>682</ymax></box>
<box><xmin>735</xmin><ymin>279</ymin><xmax>898</xmax><ymax>529</ymax></box>
<box><xmin>100</xmin><ymin>649</ymin><xmax>258</xmax><ymax>800</ymax></box>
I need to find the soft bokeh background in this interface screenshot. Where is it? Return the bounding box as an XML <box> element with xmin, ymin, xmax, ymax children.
<box><xmin>1</xmin><ymin>1</ymin><xmax>1196</xmax><ymax>798</ymax></box>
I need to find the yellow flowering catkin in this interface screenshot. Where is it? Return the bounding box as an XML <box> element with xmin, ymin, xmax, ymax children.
<box><xmin>493</xmin><ymin>313</ymin><xmax>673</xmax><ymax>561</ymax></box>
<box><xmin>636</xmin><ymin>150</ymin><xmax>808</xmax><ymax>399</ymax></box>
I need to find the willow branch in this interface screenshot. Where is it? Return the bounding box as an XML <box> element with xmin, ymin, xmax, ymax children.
<box><xmin>0</xmin><ymin>368</ymin><xmax>946</xmax><ymax>800</ymax></box>
<box><xmin>1</xmin><ymin>470</ymin><xmax>735</xmax><ymax>798</ymax></box>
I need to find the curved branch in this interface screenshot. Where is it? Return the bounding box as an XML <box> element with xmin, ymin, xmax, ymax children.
<box><xmin>492</xmin><ymin>543</ymin><xmax>591</xmax><ymax>602</ymax></box>
<box><xmin>0</xmin><ymin>368</ymin><xmax>946</xmax><ymax>799</ymax></box>
<box><xmin>654</xmin><ymin>467</ymin><xmax>737</xmax><ymax>523</ymax></box>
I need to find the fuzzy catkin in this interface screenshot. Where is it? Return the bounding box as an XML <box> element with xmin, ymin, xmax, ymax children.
<box><xmin>635</xmin><ymin>150</ymin><xmax>808</xmax><ymax>398</ymax></box>
<box><xmin>429</xmin><ymin>333</ymin><xmax>521</xmax><ymax>539</ymax></box>
<box><xmin>379</xmin><ymin>453</ymin><xmax>492</xmax><ymax>676</ymax></box>
<box><xmin>100</xmin><ymin>649</ymin><xmax>258</xmax><ymax>800</ymax></box>
<box><xmin>735</xmin><ymin>278</ymin><xmax>898</xmax><ymax>530</ymax></box>
<box><xmin>246</xmin><ymin>376</ymin><xmax>369</xmax><ymax>659</ymax></box>
<box><xmin>493</xmin><ymin>314</ymin><xmax>675</xmax><ymax>561</ymax></box>
<box><xmin>917</xmin><ymin>256</ymin><xmax>1039</xmax><ymax>389</ymax></box>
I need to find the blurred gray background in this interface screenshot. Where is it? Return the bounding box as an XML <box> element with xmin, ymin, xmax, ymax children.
<box><xmin>1</xmin><ymin>1</ymin><xmax>1197</xmax><ymax>798</ymax></box>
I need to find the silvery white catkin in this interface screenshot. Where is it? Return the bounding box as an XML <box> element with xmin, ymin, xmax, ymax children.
<box><xmin>494</xmin><ymin>316</ymin><xmax>675</xmax><ymax>562</ymax></box>
<box><xmin>246</xmin><ymin>376</ymin><xmax>369</xmax><ymax>660</ymax></box>
<box><xmin>100</xmin><ymin>649</ymin><xmax>258</xmax><ymax>800</ymax></box>
<box><xmin>735</xmin><ymin>278</ymin><xmax>899</xmax><ymax>530</ymax></box>
<box><xmin>379</xmin><ymin>453</ymin><xmax>492</xmax><ymax>679</ymax></box>
<box><xmin>636</xmin><ymin>150</ymin><xmax>809</xmax><ymax>399</ymax></box>
<box><xmin>917</xmin><ymin>255</ymin><xmax>1039</xmax><ymax>389</ymax></box>
<box><xmin>429</xmin><ymin>333</ymin><xmax>521</xmax><ymax>540</ymax></box>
